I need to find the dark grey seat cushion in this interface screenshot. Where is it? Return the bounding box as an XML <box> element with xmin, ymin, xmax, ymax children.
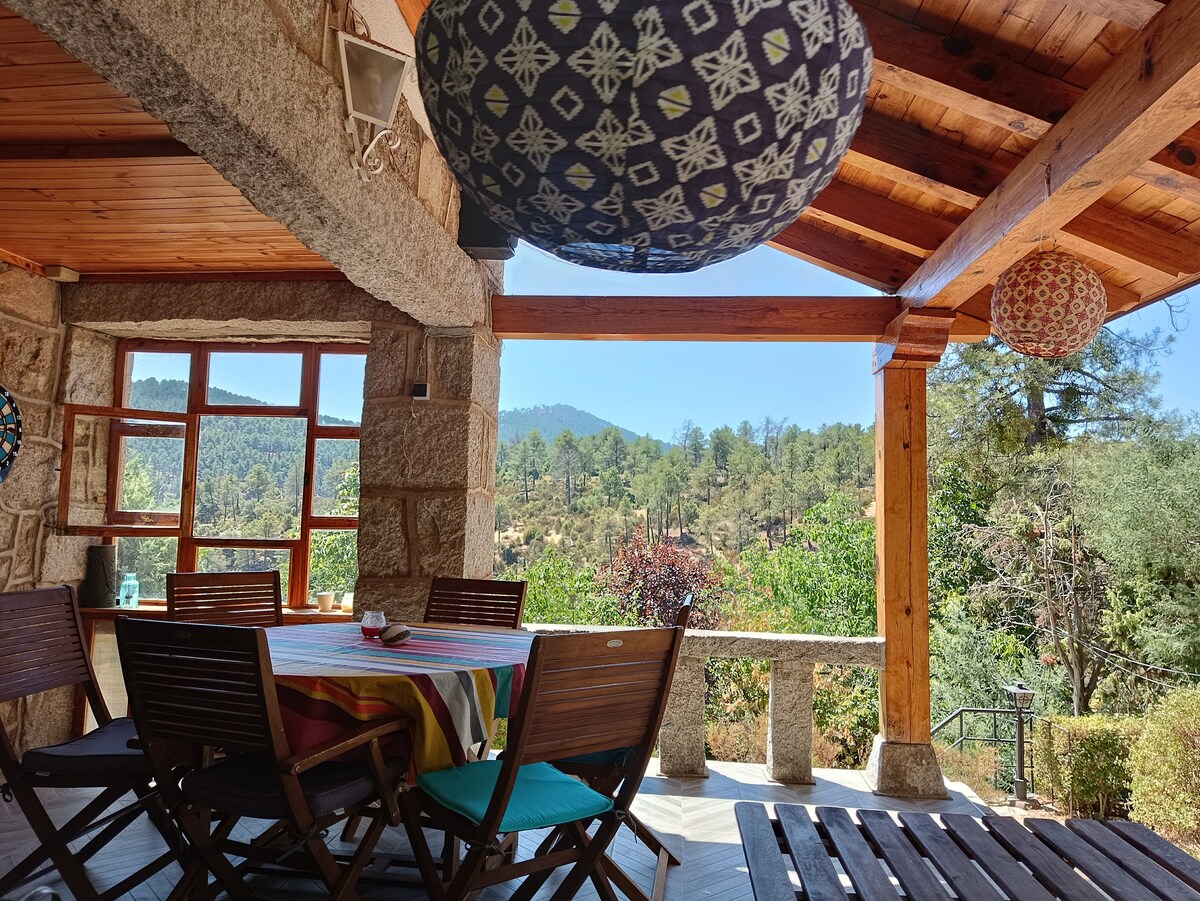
<box><xmin>21</xmin><ymin>717</ymin><xmax>150</xmax><ymax>778</ymax></box>
<box><xmin>182</xmin><ymin>754</ymin><xmax>401</xmax><ymax>819</ymax></box>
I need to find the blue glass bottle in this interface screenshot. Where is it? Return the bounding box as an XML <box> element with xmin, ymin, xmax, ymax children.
<box><xmin>120</xmin><ymin>573</ymin><xmax>140</xmax><ymax>608</ymax></box>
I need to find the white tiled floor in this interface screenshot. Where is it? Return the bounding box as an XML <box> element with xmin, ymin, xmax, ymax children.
<box><xmin>0</xmin><ymin>759</ymin><xmax>989</xmax><ymax>900</ymax></box>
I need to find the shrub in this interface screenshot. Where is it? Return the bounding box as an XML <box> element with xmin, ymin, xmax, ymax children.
<box><xmin>1033</xmin><ymin>715</ymin><xmax>1141</xmax><ymax>819</ymax></box>
<box><xmin>1131</xmin><ymin>688</ymin><xmax>1200</xmax><ymax>844</ymax></box>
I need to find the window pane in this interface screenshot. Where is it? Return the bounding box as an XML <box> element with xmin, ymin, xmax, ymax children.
<box><xmin>195</xmin><ymin>546</ymin><xmax>291</xmax><ymax>603</ymax></box>
<box><xmin>125</xmin><ymin>352</ymin><xmax>191</xmax><ymax>413</ymax></box>
<box><xmin>313</xmin><ymin>439</ymin><xmax>359</xmax><ymax>516</ymax></box>
<box><xmin>207</xmin><ymin>352</ymin><xmax>302</xmax><ymax>407</ymax></box>
<box><xmin>309</xmin><ymin>530</ymin><xmax>357</xmax><ymax>600</ymax></box>
<box><xmin>194</xmin><ymin>416</ymin><xmax>306</xmax><ymax>538</ymax></box>
<box><xmin>318</xmin><ymin>353</ymin><xmax>366</xmax><ymax>426</ymax></box>
<box><xmin>116</xmin><ymin>536</ymin><xmax>178</xmax><ymax>601</ymax></box>
<box><xmin>118</xmin><ymin>434</ymin><xmax>184</xmax><ymax>515</ymax></box>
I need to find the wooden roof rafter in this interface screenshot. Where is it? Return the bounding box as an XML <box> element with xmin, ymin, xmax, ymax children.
<box><xmin>900</xmin><ymin>0</ymin><xmax>1200</xmax><ymax>311</ymax></box>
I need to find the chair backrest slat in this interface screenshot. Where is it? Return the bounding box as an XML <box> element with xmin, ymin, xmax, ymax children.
<box><xmin>167</xmin><ymin>571</ymin><xmax>284</xmax><ymax>627</ymax></box>
<box><xmin>479</xmin><ymin>627</ymin><xmax>682</xmax><ymax>836</ymax></box>
<box><xmin>0</xmin><ymin>586</ymin><xmax>96</xmax><ymax>705</ymax></box>
<box><xmin>117</xmin><ymin>618</ymin><xmax>287</xmax><ymax>758</ymax></box>
<box><xmin>424</xmin><ymin>577</ymin><xmax>527</xmax><ymax>630</ymax></box>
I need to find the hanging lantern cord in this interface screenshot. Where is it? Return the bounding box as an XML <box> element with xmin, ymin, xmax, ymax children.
<box><xmin>1040</xmin><ymin>162</ymin><xmax>1054</xmax><ymax>252</ymax></box>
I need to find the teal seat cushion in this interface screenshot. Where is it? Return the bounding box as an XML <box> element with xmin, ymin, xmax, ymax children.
<box><xmin>416</xmin><ymin>760</ymin><xmax>614</xmax><ymax>833</ymax></box>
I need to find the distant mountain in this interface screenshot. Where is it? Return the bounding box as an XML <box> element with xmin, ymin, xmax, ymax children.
<box><xmin>499</xmin><ymin>405</ymin><xmax>641</xmax><ymax>445</ymax></box>
<box><xmin>129</xmin><ymin>378</ymin><xmax>354</xmax><ymax>426</ymax></box>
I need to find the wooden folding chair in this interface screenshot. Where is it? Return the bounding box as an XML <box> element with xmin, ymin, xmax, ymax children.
<box><xmin>0</xmin><ymin>587</ymin><xmax>180</xmax><ymax>901</ymax></box>
<box><xmin>547</xmin><ymin>598</ymin><xmax>693</xmax><ymax>901</ymax></box>
<box><xmin>423</xmin><ymin>577</ymin><xmax>527</xmax><ymax>629</ymax></box>
<box><xmin>400</xmin><ymin>625</ymin><xmax>685</xmax><ymax>901</ymax></box>
<box><xmin>166</xmin><ymin>570</ymin><xmax>284</xmax><ymax>627</ymax></box>
<box><xmin>116</xmin><ymin>617</ymin><xmax>410</xmax><ymax>901</ymax></box>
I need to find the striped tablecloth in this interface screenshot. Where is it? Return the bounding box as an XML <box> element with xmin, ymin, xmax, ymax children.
<box><xmin>265</xmin><ymin>622</ymin><xmax>534</xmax><ymax>774</ymax></box>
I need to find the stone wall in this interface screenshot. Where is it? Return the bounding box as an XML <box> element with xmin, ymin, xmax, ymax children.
<box><xmin>356</xmin><ymin>322</ymin><xmax>500</xmax><ymax>621</ymax></box>
<box><xmin>0</xmin><ymin>266</ymin><xmax>115</xmax><ymax>754</ymax></box>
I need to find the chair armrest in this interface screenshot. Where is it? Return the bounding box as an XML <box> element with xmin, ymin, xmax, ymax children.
<box><xmin>280</xmin><ymin>716</ymin><xmax>413</xmax><ymax>775</ymax></box>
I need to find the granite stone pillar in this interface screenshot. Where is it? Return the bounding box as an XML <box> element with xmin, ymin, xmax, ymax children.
<box><xmin>659</xmin><ymin>655</ymin><xmax>708</xmax><ymax>777</ymax></box>
<box><xmin>766</xmin><ymin>660</ymin><xmax>815</xmax><ymax>784</ymax></box>
<box><xmin>354</xmin><ymin>321</ymin><xmax>499</xmax><ymax>622</ymax></box>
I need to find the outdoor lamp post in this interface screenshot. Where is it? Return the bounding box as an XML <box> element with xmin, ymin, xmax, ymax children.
<box><xmin>1004</xmin><ymin>682</ymin><xmax>1035</xmax><ymax>802</ymax></box>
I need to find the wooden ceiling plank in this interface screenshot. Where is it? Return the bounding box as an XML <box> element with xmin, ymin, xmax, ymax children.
<box><xmin>856</xmin><ymin>2</ymin><xmax>1200</xmax><ymax>204</ymax></box>
<box><xmin>0</xmin><ymin>61</ymin><xmax>107</xmax><ymax>89</ymax></box>
<box><xmin>901</xmin><ymin>0</ymin><xmax>1200</xmax><ymax>309</ymax></box>
<box><xmin>1062</xmin><ymin>0</ymin><xmax>1162</xmax><ymax>30</ymax></box>
<box><xmin>490</xmin><ymin>295</ymin><xmax>904</xmax><ymax>341</ymax></box>
<box><xmin>769</xmin><ymin>220</ymin><xmax>920</xmax><ymax>292</ymax></box>
<box><xmin>1068</xmin><ymin>205</ymin><xmax>1200</xmax><ymax>275</ymax></box>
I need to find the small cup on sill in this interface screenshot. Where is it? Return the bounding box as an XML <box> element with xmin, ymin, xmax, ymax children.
<box><xmin>316</xmin><ymin>591</ymin><xmax>336</xmax><ymax>613</ymax></box>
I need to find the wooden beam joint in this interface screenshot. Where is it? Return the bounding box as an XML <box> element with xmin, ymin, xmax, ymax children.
<box><xmin>873</xmin><ymin>308</ymin><xmax>955</xmax><ymax>372</ymax></box>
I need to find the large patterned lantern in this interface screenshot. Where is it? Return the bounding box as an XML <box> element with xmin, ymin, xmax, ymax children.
<box><xmin>417</xmin><ymin>0</ymin><xmax>873</xmax><ymax>272</ymax></box>
<box><xmin>991</xmin><ymin>251</ymin><xmax>1108</xmax><ymax>358</ymax></box>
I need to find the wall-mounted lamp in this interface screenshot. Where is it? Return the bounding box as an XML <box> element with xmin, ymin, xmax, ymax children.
<box><xmin>336</xmin><ymin>30</ymin><xmax>413</xmax><ymax>181</ymax></box>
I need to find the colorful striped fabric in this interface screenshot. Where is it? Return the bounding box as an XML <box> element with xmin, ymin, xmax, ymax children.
<box><xmin>266</xmin><ymin>623</ymin><xmax>534</xmax><ymax>774</ymax></box>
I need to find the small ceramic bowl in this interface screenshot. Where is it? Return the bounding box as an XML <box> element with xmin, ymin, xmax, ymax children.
<box><xmin>380</xmin><ymin>623</ymin><xmax>412</xmax><ymax>646</ymax></box>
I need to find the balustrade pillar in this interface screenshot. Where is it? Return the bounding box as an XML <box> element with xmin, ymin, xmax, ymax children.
<box><xmin>766</xmin><ymin>660</ymin><xmax>815</xmax><ymax>784</ymax></box>
<box><xmin>659</xmin><ymin>655</ymin><xmax>708</xmax><ymax>777</ymax></box>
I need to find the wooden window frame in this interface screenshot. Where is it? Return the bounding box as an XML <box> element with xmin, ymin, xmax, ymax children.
<box><xmin>97</xmin><ymin>339</ymin><xmax>365</xmax><ymax>607</ymax></box>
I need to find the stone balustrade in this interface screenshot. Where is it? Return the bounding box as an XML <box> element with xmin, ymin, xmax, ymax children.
<box><xmin>528</xmin><ymin>624</ymin><xmax>886</xmax><ymax>785</ymax></box>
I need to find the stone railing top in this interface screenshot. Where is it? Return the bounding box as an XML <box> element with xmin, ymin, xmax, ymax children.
<box><xmin>525</xmin><ymin>624</ymin><xmax>885</xmax><ymax>669</ymax></box>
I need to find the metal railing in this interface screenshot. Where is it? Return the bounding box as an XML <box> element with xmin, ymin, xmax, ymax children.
<box><xmin>932</xmin><ymin>706</ymin><xmax>1036</xmax><ymax>796</ymax></box>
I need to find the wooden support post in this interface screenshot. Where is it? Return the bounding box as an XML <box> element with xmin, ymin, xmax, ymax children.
<box><xmin>874</xmin><ymin>368</ymin><xmax>932</xmax><ymax>745</ymax></box>
<box><xmin>866</xmin><ymin>312</ymin><xmax>950</xmax><ymax>798</ymax></box>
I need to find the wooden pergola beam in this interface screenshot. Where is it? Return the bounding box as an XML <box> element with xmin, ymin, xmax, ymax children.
<box><xmin>0</xmin><ymin>140</ymin><xmax>193</xmax><ymax>161</ymax></box>
<box><xmin>899</xmin><ymin>0</ymin><xmax>1200</xmax><ymax>309</ymax></box>
<box><xmin>768</xmin><ymin>220</ymin><xmax>920</xmax><ymax>292</ymax></box>
<box><xmin>847</xmin><ymin>110</ymin><xmax>1200</xmax><ymax>283</ymax></box>
<box><xmin>492</xmin><ymin>295</ymin><xmax>902</xmax><ymax>341</ymax></box>
<box><xmin>491</xmin><ymin>295</ymin><xmax>992</xmax><ymax>342</ymax></box>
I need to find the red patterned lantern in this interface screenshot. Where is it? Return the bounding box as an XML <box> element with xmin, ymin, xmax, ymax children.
<box><xmin>991</xmin><ymin>250</ymin><xmax>1107</xmax><ymax>358</ymax></box>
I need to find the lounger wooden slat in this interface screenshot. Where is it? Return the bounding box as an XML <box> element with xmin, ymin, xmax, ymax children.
<box><xmin>776</xmin><ymin>804</ymin><xmax>846</xmax><ymax>901</ymax></box>
<box><xmin>1108</xmin><ymin>821</ymin><xmax>1200</xmax><ymax>892</ymax></box>
<box><xmin>983</xmin><ymin>815</ymin><xmax>1109</xmax><ymax>901</ymax></box>
<box><xmin>1066</xmin><ymin>818</ymin><xmax>1200</xmax><ymax>901</ymax></box>
<box><xmin>896</xmin><ymin>813</ymin><xmax>1004</xmax><ymax>901</ymax></box>
<box><xmin>1024</xmin><ymin>818</ymin><xmax>1164</xmax><ymax>901</ymax></box>
<box><xmin>857</xmin><ymin>810</ymin><xmax>951</xmax><ymax>899</ymax></box>
<box><xmin>939</xmin><ymin>813</ymin><xmax>1057</xmax><ymax>901</ymax></box>
<box><xmin>814</xmin><ymin>807</ymin><xmax>898</xmax><ymax>900</ymax></box>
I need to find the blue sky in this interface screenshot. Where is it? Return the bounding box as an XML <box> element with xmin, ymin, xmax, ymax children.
<box><xmin>129</xmin><ymin>243</ymin><xmax>1197</xmax><ymax>438</ymax></box>
<box><xmin>500</xmin><ymin>243</ymin><xmax>1199</xmax><ymax>440</ymax></box>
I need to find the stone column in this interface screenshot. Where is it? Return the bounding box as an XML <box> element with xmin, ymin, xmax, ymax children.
<box><xmin>355</xmin><ymin>321</ymin><xmax>499</xmax><ymax>622</ymax></box>
<box><xmin>766</xmin><ymin>660</ymin><xmax>815</xmax><ymax>784</ymax></box>
<box><xmin>659</xmin><ymin>655</ymin><xmax>708</xmax><ymax>777</ymax></box>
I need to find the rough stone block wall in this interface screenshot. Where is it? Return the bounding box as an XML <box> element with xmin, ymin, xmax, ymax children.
<box><xmin>356</xmin><ymin>321</ymin><xmax>500</xmax><ymax>622</ymax></box>
<box><xmin>0</xmin><ymin>266</ymin><xmax>115</xmax><ymax>753</ymax></box>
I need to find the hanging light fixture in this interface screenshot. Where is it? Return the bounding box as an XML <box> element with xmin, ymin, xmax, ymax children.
<box><xmin>416</xmin><ymin>0</ymin><xmax>873</xmax><ymax>272</ymax></box>
<box><xmin>991</xmin><ymin>250</ymin><xmax>1108</xmax><ymax>358</ymax></box>
<box><xmin>337</xmin><ymin>28</ymin><xmax>414</xmax><ymax>180</ymax></box>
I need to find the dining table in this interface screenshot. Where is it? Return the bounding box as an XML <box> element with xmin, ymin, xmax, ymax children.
<box><xmin>264</xmin><ymin>621</ymin><xmax>535</xmax><ymax>775</ymax></box>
